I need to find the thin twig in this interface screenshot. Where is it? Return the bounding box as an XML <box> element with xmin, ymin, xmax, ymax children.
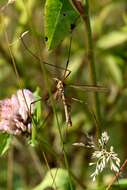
<box><xmin>28</xmin><ymin>146</ymin><xmax>43</xmax><ymax>178</ymax></box>
<box><xmin>106</xmin><ymin>159</ymin><xmax>127</xmax><ymax>190</ymax></box>
<box><xmin>0</xmin><ymin>43</ymin><xmax>21</xmax><ymax>76</ymax></box>
<box><xmin>42</xmin><ymin>151</ymin><xmax>58</xmax><ymax>189</ymax></box>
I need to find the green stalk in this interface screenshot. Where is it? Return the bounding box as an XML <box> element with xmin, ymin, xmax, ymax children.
<box><xmin>83</xmin><ymin>0</ymin><xmax>103</xmax><ymax>185</ymax></box>
<box><xmin>71</xmin><ymin>0</ymin><xmax>102</xmax><ymax>138</ymax></box>
<box><xmin>39</xmin><ymin>61</ymin><xmax>74</xmax><ymax>190</ymax></box>
<box><xmin>83</xmin><ymin>0</ymin><xmax>102</xmax><ymax>136</ymax></box>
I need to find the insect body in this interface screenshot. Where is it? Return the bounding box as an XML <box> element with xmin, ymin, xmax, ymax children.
<box><xmin>54</xmin><ymin>78</ymin><xmax>72</xmax><ymax>127</ymax></box>
<box><xmin>51</xmin><ymin>77</ymin><xmax>107</xmax><ymax>128</ymax></box>
<box><xmin>20</xmin><ymin>32</ymin><xmax>108</xmax><ymax>128</ymax></box>
<box><xmin>0</xmin><ymin>89</ymin><xmax>35</xmax><ymax>135</ymax></box>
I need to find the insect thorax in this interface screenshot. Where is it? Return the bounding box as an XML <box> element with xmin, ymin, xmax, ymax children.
<box><xmin>56</xmin><ymin>80</ymin><xmax>65</xmax><ymax>95</ymax></box>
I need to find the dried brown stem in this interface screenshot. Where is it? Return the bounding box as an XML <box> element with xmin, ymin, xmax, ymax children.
<box><xmin>106</xmin><ymin>159</ymin><xmax>127</xmax><ymax>190</ymax></box>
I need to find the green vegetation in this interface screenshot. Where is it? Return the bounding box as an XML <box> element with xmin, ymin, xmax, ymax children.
<box><xmin>0</xmin><ymin>0</ymin><xmax>127</xmax><ymax>189</ymax></box>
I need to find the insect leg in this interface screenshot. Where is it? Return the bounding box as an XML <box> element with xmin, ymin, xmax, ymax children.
<box><xmin>61</xmin><ymin>93</ymin><xmax>72</xmax><ymax>127</ymax></box>
<box><xmin>20</xmin><ymin>31</ymin><xmax>72</xmax><ymax>76</ymax></box>
<box><xmin>72</xmin><ymin>97</ymin><xmax>100</xmax><ymax>140</ymax></box>
<box><xmin>30</xmin><ymin>98</ymin><xmax>42</xmax><ymax>116</ymax></box>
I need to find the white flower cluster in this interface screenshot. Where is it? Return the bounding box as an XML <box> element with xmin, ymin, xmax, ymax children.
<box><xmin>89</xmin><ymin>131</ymin><xmax>120</xmax><ymax>181</ymax></box>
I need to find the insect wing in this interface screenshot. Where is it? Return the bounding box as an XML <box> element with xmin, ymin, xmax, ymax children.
<box><xmin>68</xmin><ymin>84</ymin><xmax>108</xmax><ymax>93</ymax></box>
<box><xmin>41</xmin><ymin>61</ymin><xmax>71</xmax><ymax>81</ymax></box>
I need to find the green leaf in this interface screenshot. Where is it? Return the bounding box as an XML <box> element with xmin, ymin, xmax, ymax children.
<box><xmin>112</xmin><ymin>179</ymin><xmax>127</xmax><ymax>189</ymax></box>
<box><xmin>97</xmin><ymin>30</ymin><xmax>127</xmax><ymax>49</ymax></box>
<box><xmin>44</xmin><ymin>0</ymin><xmax>78</xmax><ymax>50</ymax></box>
<box><xmin>32</xmin><ymin>168</ymin><xmax>75</xmax><ymax>190</ymax></box>
<box><xmin>33</xmin><ymin>87</ymin><xmax>42</xmax><ymax>125</ymax></box>
<box><xmin>0</xmin><ymin>133</ymin><xmax>12</xmax><ymax>156</ymax></box>
<box><xmin>104</xmin><ymin>55</ymin><xmax>123</xmax><ymax>87</ymax></box>
<box><xmin>30</xmin><ymin>87</ymin><xmax>42</xmax><ymax>147</ymax></box>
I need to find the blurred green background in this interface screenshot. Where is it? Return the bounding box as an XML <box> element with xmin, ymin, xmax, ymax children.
<box><xmin>0</xmin><ymin>0</ymin><xmax>127</xmax><ymax>189</ymax></box>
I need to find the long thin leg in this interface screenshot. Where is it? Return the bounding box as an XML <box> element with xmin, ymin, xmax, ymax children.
<box><xmin>62</xmin><ymin>21</ymin><xmax>77</xmax><ymax>80</ymax></box>
<box><xmin>41</xmin><ymin>106</ymin><xmax>53</xmax><ymax>127</ymax></box>
<box><xmin>63</xmin><ymin>34</ymin><xmax>72</xmax><ymax>80</ymax></box>
<box><xmin>72</xmin><ymin>97</ymin><xmax>99</xmax><ymax>128</ymax></box>
<box><xmin>30</xmin><ymin>98</ymin><xmax>42</xmax><ymax>116</ymax></box>
<box><xmin>20</xmin><ymin>31</ymin><xmax>71</xmax><ymax>77</ymax></box>
<box><xmin>72</xmin><ymin>97</ymin><xmax>100</xmax><ymax>142</ymax></box>
<box><xmin>62</xmin><ymin>93</ymin><xmax>72</xmax><ymax>127</ymax></box>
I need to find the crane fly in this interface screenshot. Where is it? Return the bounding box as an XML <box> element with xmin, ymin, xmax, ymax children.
<box><xmin>20</xmin><ymin>30</ymin><xmax>107</xmax><ymax>128</ymax></box>
<box><xmin>48</xmin><ymin>78</ymin><xmax>107</xmax><ymax>128</ymax></box>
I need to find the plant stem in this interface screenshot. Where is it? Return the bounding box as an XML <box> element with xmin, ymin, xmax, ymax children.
<box><xmin>37</xmin><ymin>43</ymin><xmax>74</xmax><ymax>190</ymax></box>
<box><xmin>7</xmin><ymin>147</ymin><xmax>13</xmax><ymax>190</ymax></box>
<box><xmin>84</xmin><ymin>0</ymin><xmax>102</xmax><ymax>136</ymax></box>
<box><xmin>106</xmin><ymin>159</ymin><xmax>127</xmax><ymax>190</ymax></box>
<box><xmin>71</xmin><ymin>0</ymin><xmax>102</xmax><ymax>138</ymax></box>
